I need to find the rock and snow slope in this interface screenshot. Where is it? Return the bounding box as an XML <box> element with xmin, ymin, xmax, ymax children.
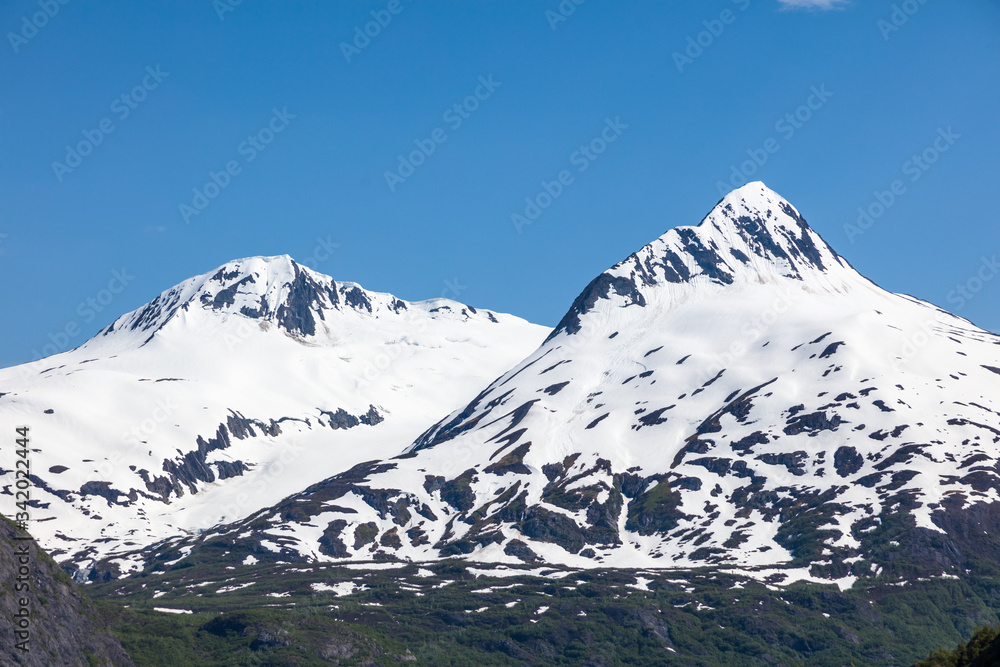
<box><xmin>0</xmin><ymin>256</ymin><xmax>549</xmax><ymax>578</ymax></box>
<box><xmin>132</xmin><ymin>183</ymin><xmax>1000</xmax><ymax>584</ymax></box>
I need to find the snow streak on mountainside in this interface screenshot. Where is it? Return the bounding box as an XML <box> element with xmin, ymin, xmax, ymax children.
<box><xmin>0</xmin><ymin>256</ymin><xmax>549</xmax><ymax>579</ymax></box>
<box><xmin>135</xmin><ymin>183</ymin><xmax>1000</xmax><ymax>587</ymax></box>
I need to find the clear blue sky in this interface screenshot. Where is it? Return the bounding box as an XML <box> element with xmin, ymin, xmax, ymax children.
<box><xmin>1</xmin><ymin>0</ymin><xmax>998</xmax><ymax>367</ymax></box>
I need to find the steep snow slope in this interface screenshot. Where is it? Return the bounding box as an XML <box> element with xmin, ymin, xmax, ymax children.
<box><xmin>0</xmin><ymin>256</ymin><xmax>549</xmax><ymax>578</ymax></box>
<box><xmin>139</xmin><ymin>183</ymin><xmax>1000</xmax><ymax>585</ymax></box>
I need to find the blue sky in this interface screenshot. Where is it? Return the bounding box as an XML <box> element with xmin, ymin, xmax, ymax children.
<box><xmin>1</xmin><ymin>0</ymin><xmax>998</xmax><ymax>367</ymax></box>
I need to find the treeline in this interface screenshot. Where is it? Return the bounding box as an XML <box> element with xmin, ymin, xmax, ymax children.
<box><xmin>916</xmin><ymin>626</ymin><xmax>1000</xmax><ymax>667</ymax></box>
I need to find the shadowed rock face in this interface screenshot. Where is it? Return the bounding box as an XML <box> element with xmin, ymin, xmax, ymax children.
<box><xmin>0</xmin><ymin>516</ymin><xmax>133</xmax><ymax>666</ymax></box>
<box><xmin>102</xmin><ymin>255</ymin><xmax>375</xmax><ymax>343</ymax></box>
<box><xmin>273</xmin><ymin>263</ymin><xmax>341</xmax><ymax>336</ymax></box>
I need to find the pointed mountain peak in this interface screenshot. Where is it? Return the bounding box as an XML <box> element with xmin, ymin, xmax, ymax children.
<box><xmin>550</xmin><ymin>183</ymin><xmax>855</xmax><ymax>338</ymax></box>
<box><xmin>700</xmin><ymin>181</ymin><xmax>842</xmax><ymax>276</ymax></box>
<box><xmin>647</xmin><ymin>180</ymin><xmax>847</xmax><ymax>285</ymax></box>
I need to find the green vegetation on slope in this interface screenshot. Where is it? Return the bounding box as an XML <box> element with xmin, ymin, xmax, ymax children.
<box><xmin>86</xmin><ymin>558</ymin><xmax>1000</xmax><ymax>666</ymax></box>
<box><xmin>915</xmin><ymin>625</ymin><xmax>1000</xmax><ymax>667</ymax></box>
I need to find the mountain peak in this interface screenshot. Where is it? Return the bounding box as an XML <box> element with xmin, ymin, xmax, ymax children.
<box><xmin>93</xmin><ymin>255</ymin><xmax>499</xmax><ymax>349</ymax></box>
<box><xmin>96</xmin><ymin>255</ymin><xmax>366</xmax><ymax>344</ymax></box>
<box><xmin>702</xmin><ymin>181</ymin><xmax>842</xmax><ymax>276</ymax></box>
<box><xmin>550</xmin><ymin>183</ymin><xmax>854</xmax><ymax>338</ymax></box>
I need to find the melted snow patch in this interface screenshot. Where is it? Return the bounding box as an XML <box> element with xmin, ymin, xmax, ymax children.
<box><xmin>628</xmin><ymin>577</ymin><xmax>652</xmax><ymax>591</ymax></box>
<box><xmin>834</xmin><ymin>576</ymin><xmax>857</xmax><ymax>591</ymax></box>
<box><xmin>469</xmin><ymin>566</ymin><xmax>552</xmax><ymax>579</ymax></box>
<box><xmin>159</xmin><ymin>546</ymin><xmax>193</xmax><ymax>568</ymax></box>
<box><xmin>343</xmin><ymin>562</ymin><xmax>407</xmax><ymax>570</ymax></box>
<box><xmin>311</xmin><ymin>581</ymin><xmax>369</xmax><ymax>596</ymax></box>
<box><xmin>913</xmin><ymin>509</ymin><xmax>947</xmax><ymax>535</ymax></box>
<box><xmin>216</xmin><ymin>581</ymin><xmax>255</xmax><ymax>594</ymax></box>
<box><xmin>258</xmin><ymin>540</ymin><xmax>282</xmax><ymax>553</ymax></box>
<box><xmin>472</xmin><ymin>584</ymin><xmax>517</xmax><ymax>594</ymax></box>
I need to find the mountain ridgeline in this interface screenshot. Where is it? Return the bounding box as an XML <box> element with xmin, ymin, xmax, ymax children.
<box><xmin>97</xmin><ymin>182</ymin><xmax>1000</xmax><ymax>589</ymax></box>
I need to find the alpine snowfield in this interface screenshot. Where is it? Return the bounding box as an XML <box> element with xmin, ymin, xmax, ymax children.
<box><xmin>121</xmin><ymin>183</ymin><xmax>1000</xmax><ymax>588</ymax></box>
<box><xmin>0</xmin><ymin>256</ymin><xmax>549</xmax><ymax>579</ymax></box>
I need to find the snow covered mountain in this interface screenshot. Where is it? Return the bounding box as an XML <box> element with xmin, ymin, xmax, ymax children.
<box><xmin>0</xmin><ymin>256</ymin><xmax>549</xmax><ymax>578</ymax></box>
<box><xmin>126</xmin><ymin>183</ymin><xmax>1000</xmax><ymax>586</ymax></box>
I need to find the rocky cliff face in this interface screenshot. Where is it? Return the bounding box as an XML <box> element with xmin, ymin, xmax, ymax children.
<box><xmin>0</xmin><ymin>516</ymin><xmax>132</xmax><ymax>666</ymax></box>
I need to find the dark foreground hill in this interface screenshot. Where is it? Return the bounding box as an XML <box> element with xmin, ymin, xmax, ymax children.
<box><xmin>0</xmin><ymin>515</ymin><xmax>131</xmax><ymax>666</ymax></box>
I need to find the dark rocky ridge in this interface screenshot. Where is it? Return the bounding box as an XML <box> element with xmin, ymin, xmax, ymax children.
<box><xmin>69</xmin><ymin>405</ymin><xmax>383</xmax><ymax>512</ymax></box>
<box><xmin>100</xmin><ymin>256</ymin><xmax>396</xmax><ymax>345</ymax></box>
<box><xmin>0</xmin><ymin>515</ymin><xmax>133</xmax><ymax>666</ymax></box>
